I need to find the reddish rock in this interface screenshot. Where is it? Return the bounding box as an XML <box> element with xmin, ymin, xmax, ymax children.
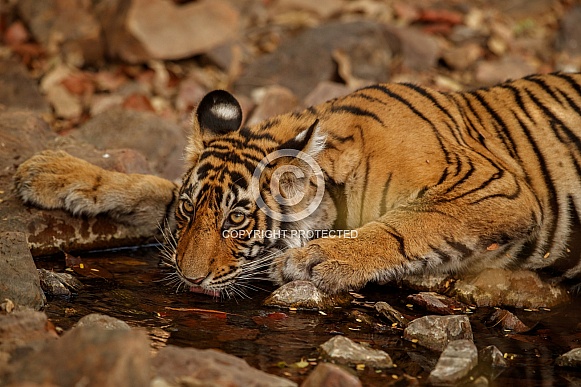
<box><xmin>488</xmin><ymin>309</ymin><xmax>531</xmax><ymax>333</ymax></box>
<box><xmin>301</xmin><ymin>363</ymin><xmax>362</xmax><ymax>387</ymax></box>
<box><xmin>0</xmin><ymin>310</ymin><xmax>58</xmax><ymax>354</ymax></box>
<box><xmin>247</xmin><ymin>85</ymin><xmax>299</xmax><ymax>126</ymax></box>
<box><xmin>407</xmin><ymin>292</ymin><xmax>471</xmax><ymax>315</ymax></box>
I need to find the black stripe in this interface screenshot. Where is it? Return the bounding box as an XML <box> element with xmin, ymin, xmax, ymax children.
<box><xmin>330</xmin><ymin>104</ymin><xmax>384</xmax><ymax>125</ymax></box>
<box><xmin>359</xmin><ymin>157</ymin><xmax>371</xmax><ymax>225</ymax></box>
<box><xmin>379</xmin><ymin>173</ymin><xmax>392</xmax><ymax>215</ymax></box>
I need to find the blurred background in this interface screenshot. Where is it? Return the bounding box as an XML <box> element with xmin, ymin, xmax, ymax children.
<box><xmin>1</xmin><ymin>0</ymin><xmax>580</xmax><ymax>155</ymax></box>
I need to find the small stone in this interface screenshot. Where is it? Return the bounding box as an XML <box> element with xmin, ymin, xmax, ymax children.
<box><xmin>407</xmin><ymin>292</ymin><xmax>470</xmax><ymax>315</ymax></box>
<box><xmin>403</xmin><ymin>315</ymin><xmax>473</xmax><ymax>352</ymax></box>
<box><xmin>428</xmin><ymin>340</ymin><xmax>478</xmax><ymax>386</ymax></box>
<box><xmin>264</xmin><ymin>281</ymin><xmax>352</xmax><ymax>310</ymax></box>
<box><xmin>0</xmin><ymin>310</ymin><xmax>58</xmax><ymax>354</ymax></box>
<box><xmin>319</xmin><ymin>336</ymin><xmax>393</xmax><ymax>369</ymax></box>
<box><xmin>556</xmin><ymin>348</ymin><xmax>581</xmax><ymax>368</ymax></box>
<box><xmin>374</xmin><ymin>301</ymin><xmax>410</xmax><ymax>327</ymax></box>
<box><xmin>442</xmin><ymin>43</ymin><xmax>482</xmax><ymax>71</ymax></box>
<box><xmin>303</xmin><ymin>82</ymin><xmax>352</xmax><ymax>107</ymax></box>
<box><xmin>401</xmin><ymin>273</ymin><xmax>454</xmax><ymax>293</ymax></box>
<box><xmin>301</xmin><ymin>362</ymin><xmax>362</xmax><ymax>387</ymax></box>
<box><xmin>479</xmin><ymin>345</ymin><xmax>508</xmax><ymax>369</ymax></box>
<box><xmin>74</xmin><ymin>314</ymin><xmax>131</xmax><ymax>331</ymax></box>
<box><xmin>247</xmin><ymin>85</ymin><xmax>299</xmax><ymax>126</ymax></box>
<box><xmin>38</xmin><ymin>269</ymin><xmax>83</xmax><ymax>297</ymax></box>
<box><xmin>475</xmin><ymin>56</ymin><xmax>537</xmax><ymax>86</ymax></box>
<box><xmin>487</xmin><ymin>309</ymin><xmax>530</xmax><ymax>333</ymax></box>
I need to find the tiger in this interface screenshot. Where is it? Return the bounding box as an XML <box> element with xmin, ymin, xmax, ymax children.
<box><xmin>13</xmin><ymin>72</ymin><xmax>581</xmax><ymax>297</ymax></box>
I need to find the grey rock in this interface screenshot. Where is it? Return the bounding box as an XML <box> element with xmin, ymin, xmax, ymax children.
<box><xmin>404</xmin><ymin>315</ymin><xmax>473</xmax><ymax>352</ymax></box>
<box><xmin>0</xmin><ymin>59</ymin><xmax>49</xmax><ymax>112</ymax></box>
<box><xmin>475</xmin><ymin>56</ymin><xmax>537</xmax><ymax>86</ymax></box>
<box><xmin>388</xmin><ymin>26</ymin><xmax>441</xmax><ymax>72</ymax></box>
<box><xmin>38</xmin><ymin>269</ymin><xmax>83</xmax><ymax>297</ymax></box>
<box><xmin>319</xmin><ymin>335</ymin><xmax>393</xmax><ymax>369</ymax></box>
<box><xmin>428</xmin><ymin>340</ymin><xmax>478</xmax><ymax>386</ymax></box>
<box><xmin>74</xmin><ymin>313</ymin><xmax>131</xmax><ymax>331</ymax></box>
<box><xmin>1</xmin><ymin>325</ymin><xmax>151</xmax><ymax>386</ymax></box>
<box><xmin>0</xmin><ymin>232</ymin><xmax>45</xmax><ymax>309</ymax></box>
<box><xmin>479</xmin><ymin>345</ymin><xmax>507</xmax><ymax>369</ymax></box>
<box><xmin>301</xmin><ymin>362</ymin><xmax>362</xmax><ymax>387</ymax></box>
<box><xmin>556</xmin><ymin>348</ymin><xmax>581</xmax><ymax>368</ymax></box>
<box><xmin>72</xmin><ymin>107</ymin><xmax>187</xmax><ymax>181</ymax></box>
<box><xmin>236</xmin><ymin>21</ymin><xmax>395</xmax><ymax>99</ymax></box>
<box><xmin>263</xmin><ymin>280</ymin><xmax>352</xmax><ymax>310</ymax></box>
<box><xmin>247</xmin><ymin>85</ymin><xmax>299</xmax><ymax>126</ymax></box>
<box><xmin>375</xmin><ymin>301</ymin><xmax>410</xmax><ymax>328</ymax></box>
<box><xmin>153</xmin><ymin>345</ymin><xmax>297</xmax><ymax>387</ymax></box>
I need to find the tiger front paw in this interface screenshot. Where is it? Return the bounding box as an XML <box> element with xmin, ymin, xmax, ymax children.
<box><xmin>273</xmin><ymin>239</ymin><xmax>372</xmax><ymax>293</ymax></box>
<box><xmin>13</xmin><ymin>150</ymin><xmax>98</xmax><ymax>212</ymax></box>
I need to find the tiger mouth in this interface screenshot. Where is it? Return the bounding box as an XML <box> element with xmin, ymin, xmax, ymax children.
<box><xmin>188</xmin><ymin>284</ymin><xmax>220</xmax><ymax>297</ymax></box>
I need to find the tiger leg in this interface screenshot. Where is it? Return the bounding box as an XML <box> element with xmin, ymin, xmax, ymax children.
<box><xmin>13</xmin><ymin>150</ymin><xmax>178</xmax><ymax>232</ymax></box>
<box><xmin>273</xmin><ymin>176</ymin><xmax>542</xmax><ymax>293</ymax></box>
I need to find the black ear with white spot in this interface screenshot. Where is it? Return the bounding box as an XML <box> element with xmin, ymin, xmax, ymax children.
<box><xmin>196</xmin><ymin>90</ymin><xmax>243</xmax><ymax>136</ymax></box>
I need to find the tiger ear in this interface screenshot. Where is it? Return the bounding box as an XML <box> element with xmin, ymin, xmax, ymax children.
<box><xmin>186</xmin><ymin>90</ymin><xmax>243</xmax><ymax>165</ymax></box>
<box><xmin>279</xmin><ymin>119</ymin><xmax>326</xmax><ymax>159</ymax></box>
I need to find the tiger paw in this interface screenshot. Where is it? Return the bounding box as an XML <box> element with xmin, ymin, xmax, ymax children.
<box><xmin>273</xmin><ymin>239</ymin><xmax>372</xmax><ymax>293</ymax></box>
<box><xmin>13</xmin><ymin>150</ymin><xmax>101</xmax><ymax>212</ymax></box>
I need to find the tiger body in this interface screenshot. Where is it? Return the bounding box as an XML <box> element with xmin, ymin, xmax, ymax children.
<box><xmin>13</xmin><ymin>73</ymin><xmax>581</xmax><ymax>295</ymax></box>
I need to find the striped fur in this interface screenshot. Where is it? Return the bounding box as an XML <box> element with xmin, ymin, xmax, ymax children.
<box><xmin>13</xmin><ymin>73</ymin><xmax>581</xmax><ymax>295</ymax></box>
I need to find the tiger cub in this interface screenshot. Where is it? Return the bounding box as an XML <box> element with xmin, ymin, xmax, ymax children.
<box><xmin>14</xmin><ymin>73</ymin><xmax>581</xmax><ymax>295</ymax></box>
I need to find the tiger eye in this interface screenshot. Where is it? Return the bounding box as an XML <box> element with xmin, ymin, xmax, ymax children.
<box><xmin>229</xmin><ymin>212</ymin><xmax>245</xmax><ymax>224</ymax></box>
<box><xmin>182</xmin><ymin>200</ymin><xmax>195</xmax><ymax>214</ymax></box>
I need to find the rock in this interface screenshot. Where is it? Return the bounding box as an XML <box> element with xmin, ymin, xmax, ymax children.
<box><xmin>1</xmin><ymin>325</ymin><xmax>151</xmax><ymax>386</ymax></box>
<box><xmin>479</xmin><ymin>345</ymin><xmax>508</xmax><ymax>369</ymax></box>
<box><xmin>301</xmin><ymin>363</ymin><xmax>362</xmax><ymax>387</ymax></box>
<box><xmin>428</xmin><ymin>340</ymin><xmax>478</xmax><ymax>386</ymax></box>
<box><xmin>0</xmin><ymin>310</ymin><xmax>58</xmax><ymax>354</ymax></box>
<box><xmin>0</xmin><ymin>59</ymin><xmax>49</xmax><ymax>112</ymax></box>
<box><xmin>452</xmin><ymin>268</ymin><xmax>569</xmax><ymax>309</ymax></box>
<box><xmin>46</xmin><ymin>84</ymin><xmax>83</xmax><ymax>119</ymax></box>
<box><xmin>403</xmin><ymin>315</ymin><xmax>473</xmax><ymax>352</ymax></box>
<box><xmin>153</xmin><ymin>345</ymin><xmax>296</xmax><ymax>387</ymax></box>
<box><xmin>247</xmin><ymin>85</ymin><xmax>299</xmax><ymax>126</ymax></box>
<box><xmin>72</xmin><ymin>107</ymin><xmax>186</xmax><ymax>181</ymax></box>
<box><xmin>303</xmin><ymin>82</ymin><xmax>353</xmax><ymax>107</ymax></box>
<box><xmin>401</xmin><ymin>273</ymin><xmax>454</xmax><ymax>293</ymax></box>
<box><xmin>442</xmin><ymin>43</ymin><xmax>482</xmax><ymax>71</ymax></box>
<box><xmin>17</xmin><ymin>0</ymin><xmax>104</xmax><ymax>66</ymax></box>
<box><xmin>0</xmin><ymin>232</ymin><xmax>45</xmax><ymax>310</ymax></box>
<box><xmin>407</xmin><ymin>292</ymin><xmax>470</xmax><ymax>315</ymax></box>
<box><xmin>95</xmin><ymin>0</ymin><xmax>239</xmax><ymax>63</ymax></box>
<box><xmin>38</xmin><ymin>269</ymin><xmax>83</xmax><ymax>297</ymax></box>
<box><xmin>263</xmin><ymin>280</ymin><xmax>352</xmax><ymax>310</ymax></box>
<box><xmin>275</xmin><ymin>0</ymin><xmax>344</xmax><ymax>19</ymax></box>
<box><xmin>475</xmin><ymin>56</ymin><xmax>537</xmax><ymax>86</ymax></box>
<box><xmin>236</xmin><ymin>21</ymin><xmax>395</xmax><ymax>98</ymax></box>
<box><xmin>375</xmin><ymin>301</ymin><xmax>411</xmax><ymax>328</ymax></box>
<box><xmin>74</xmin><ymin>313</ymin><xmax>131</xmax><ymax>331</ymax></box>
<box><xmin>388</xmin><ymin>26</ymin><xmax>441</xmax><ymax>72</ymax></box>
<box><xmin>487</xmin><ymin>309</ymin><xmax>530</xmax><ymax>333</ymax></box>
<box><xmin>556</xmin><ymin>6</ymin><xmax>581</xmax><ymax>56</ymax></box>
<box><xmin>319</xmin><ymin>336</ymin><xmax>393</xmax><ymax>369</ymax></box>
<box><xmin>556</xmin><ymin>348</ymin><xmax>581</xmax><ymax>368</ymax></box>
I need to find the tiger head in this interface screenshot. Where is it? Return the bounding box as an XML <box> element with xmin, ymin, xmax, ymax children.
<box><xmin>171</xmin><ymin>90</ymin><xmax>337</xmax><ymax>296</ymax></box>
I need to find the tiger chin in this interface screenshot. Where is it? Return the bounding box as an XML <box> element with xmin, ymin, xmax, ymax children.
<box><xmin>13</xmin><ymin>72</ymin><xmax>581</xmax><ymax>297</ymax></box>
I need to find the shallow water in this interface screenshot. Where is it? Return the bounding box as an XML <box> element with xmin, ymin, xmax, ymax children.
<box><xmin>36</xmin><ymin>247</ymin><xmax>581</xmax><ymax>385</ymax></box>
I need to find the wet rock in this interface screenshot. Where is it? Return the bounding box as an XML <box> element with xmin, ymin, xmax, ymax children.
<box><xmin>474</xmin><ymin>56</ymin><xmax>537</xmax><ymax>86</ymax></box>
<box><xmin>401</xmin><ymin>273</ymin><xmax>454</xmax><ymax>293</ymax></box>
<box><xmin>0</xmin><ymin>310</ymin><xmax>58</xmax><ymax>354</ymax></box>
<box><xmin>0</xmin><ymin>59</ymin><xmax>49</xmax><ymax>112</ymax></box>
<box><xmin>428</xmin><ymin>340</ymin><xmax>478</xmax><ymax>386</ymax></box>
<box><xmin>319</xmin><ymin>336</ymin><xmax>393</xmax><ymax>369</ymax></box>
<box><xmin>247</xmin><ymin>85</ymin><xmax>299</xmax><ymax>126</ymax></box>
<box><xmin>0</xmin><ymin>232</ymin><xmax>45</xmax><ymax>310</ymax></box>
<box><xmin>375</xmin><ymin>301</ymin><xmax>411</xmax><ymax>328</ymax></box>
<box><xmin>1</xmin><ymin>325</ymin><xmax>151</xmax><ymax>386</ymax></box>
<box><xmin>403</xmin><ymin>315</ymin><xmax>473</xmax><ymax>352</ymax></box>
<box><xmin>72</xmin><ymin>107</ymin><xmax>186</xmax><ymax>181</ymax></box>
<box><xmin>452</xmin><ymin>269</ymin><xmax>569</xmax><ymax>309</ymax></box>
<box><xmin>479</xmin><ymin>345</ymin><xmax>508</xmax><ymax>369</ymax></box>
<box><xmin>153</xmin><ymin>345</ymin><xmax>296</xmax><ymax>387</ymax></box>
<box><xmin>38</xmin><ymin>269</ymin><xmax>83</xmax><ymax>297</ymax></box>
<box><xmin>95</xmin><ymin>0</ymin><xmax>239</xmax><ymax>63</ymax></box>
<box><xmin>74</xmin><ymin>313</ymin><xmax>131</xmax><ymax>331</ymax></box>
<box><xmin>17</xmin><ymin>0</ymin><xmax>104</xmax><ymax>66</ymax></box>
<box><xmin>236</xmin><ymin>21</ymin><xmax>395</xmax><ymax>98</ymax></box>
<box><xmin>556</xmin><ymin>348</ymin><xmax>581</xmax><ymax>368</ymax></box>
<box><xmin>301</xmin><ymin>362</ymin><xmax>362</xmax><ymax>387</ymax></box>
<box><xmin>487</xmin><ymin>309</ymin><xmax>530</xmax><ymax>333</ymax></box>
<box><xmin>263</xmin><ymin>280</ymin><xmax>352</xmax><ymax>310</ymax></box>
<box><xmin>407</xmin><ymin>292</ymin><xmax>470</xmax><ymax>315</ymax></box>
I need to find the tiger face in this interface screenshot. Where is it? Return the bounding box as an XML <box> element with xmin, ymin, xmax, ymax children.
<box><xmin>172</xmin><ymin>90</ymin><xmax>336</xmax><ymax>295</ymax></box>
